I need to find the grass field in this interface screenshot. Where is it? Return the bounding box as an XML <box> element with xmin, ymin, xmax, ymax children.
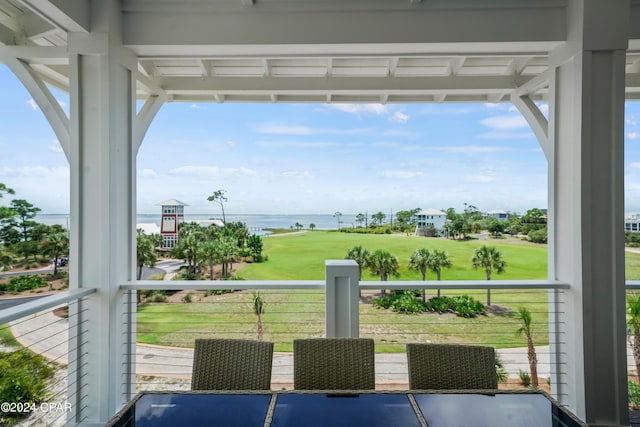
<box><xmin>137</xmin><ymin>232</ymin><xmax>640</xmax><ymax>352</ymax></box>
<box><xmin>239</xmin><ymin>232</ymin><xmax>548</xmax><ymax>280</ymax></box>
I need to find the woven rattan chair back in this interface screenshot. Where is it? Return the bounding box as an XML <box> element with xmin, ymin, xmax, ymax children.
<box><xmin>406</xmin><ymin>343</ymin><xmax>497</xmax><ymax>390</ymax></box>
<box><xmin>191</xmin><ymin>338</ymin><xmax>274</xmax><ymax>390</ymax></box>
<box><xmin>293</xmin><ymin>338</ymin><xmax>375</xmax><ymax>390</ymax></box>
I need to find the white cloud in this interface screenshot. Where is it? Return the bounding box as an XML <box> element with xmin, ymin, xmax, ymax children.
<box><xmin>168</xmin><ymin>165</ymin><xmax>257</xmax><ymax>178</ymax></box>
<box><xmin>282</xmin><ymin>171</ymin><xmax>312</xmax><ymax>178</ymax></box>
<box><xmin>465</xmin><ymin>173</ymin><xmax>495</xmax><ymax>183</ymax></box>
<box><xmin>479</xmin><ymin>131</ymin><xmax>532</xmax><ymax>140</ymax></box>
<box><xmin>480</xmin><ymin>115</ymin><xmax>528</xmax><ymax>130</ymax></box>
<box><xmin>631</xmin><ymin>162</ymin><xmax>640</xmax><ymax>169</ymax></box>
<box><xmin>254</xmin><ymin>123</ymin><xmax>314</xmax><ymax>135</ymax></box>
<box><xmin>382</xmin><ymin>170</ymin><xmax>424</xmax><ymax>179</ymax></box>
<box><xmin>328</xmin><ymin>103</ymin><xmax>388</xmax><ymax>116</ymax></box>
<box><xmin>0</xmin><ymin>166</ymin><xmax>69</xmax><ymax>178</ymax></box>
<box><xmin>139</xmin><ymin>168</ymin><xmax>158</xmax><ymax>178</ymax></box>
<box><xmin>255</xmin><ymin>141</ymin><xmax>338</xmax><ymax>148</ymax></box>
<box><xmin>49</xmin><ymin>140</ymin><xmax>64</xmax><ymax>153</ymax></box>
<box><xmin>429</xmin><ymin>145</ymin><xmax>509</xmax><ymax>153</ymax></box>
<box><xmin>629</xmin><ymin>132</ymin><xmax>638</xmax><ymax>140</ymax></box>
<box><xmin>389</xmin><ymin>111</ymin><xmax>409</xmax><ymax>124</ymax></box>
<box><xmin>58</xmin><ymin>100</ymin><xmax>67</xmax><ymax>109</ymax></box>
<box><xmin>253</xmin><ymin>122</ymin><xmax>370</xmax><ymax>136</ymax></box>
<box><xmin>27</xmin><ymin>99</ymin><xmax>38</xmax><ymax>110</ymax></box>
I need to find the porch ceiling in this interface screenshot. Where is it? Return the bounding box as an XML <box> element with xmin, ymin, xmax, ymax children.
<box><xmin>1</xmin><ymin>0</ymin><xmax>640</xmax><ymax>103</ymax></box>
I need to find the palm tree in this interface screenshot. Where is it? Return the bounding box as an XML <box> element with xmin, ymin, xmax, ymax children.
<box><xmin>46</xmin><ymin>231</ymin><xmax>69</xmax><ymax>277</ymax></box>
<box><xmin>136</xmin><ymin>230</ymin><xmax>157</xmax><ymax>281</ymax></box>
<box><xmin>309</xmin><ymin>223</ymin><xmax>316</xmax><ymax>231</ymax></box>
<box><xmin>199</xmin><ymin>240</ymin><xmax>218</xmax><ymax>280</ymax></box>
<box><xmin>367</xmin><ymin>249</ymin><xmax>400</xmax><ymax>295</ymax></box>
<box><xmin>471</xmin><ymin>245</ymin><xmax>506</xmax><ymax>306</ymax></box>
<box><xmin>427</xmin><ymin>249</ymin><xmax>453</xmax><ymax>297</ymax></box>
<box><xmin>207</xmin><ymin>189</ymin><xmax>228</xmax><ymax>224</ymax></box>
<box><xmin>252</xmin><ymin>292</ymin><xmax>265</xmax><ymax>341</ymax></box>
<box><xmin>627</xmin><ymin>293</ymin><xmax>640</xmax><ymax>379</ymax></box>
<box><xmin>334</xmin><ymin>211</ymin><xmax>343</xmax><ymax>229</ymax></box>
<box><xmin>345</xmin><ymin>245</ymin><xmax>371</xmax><ymax>281</ymax></box>
<box><xmin>515</xmin><ymin>307</ymin><xmax>538</xmax><ymax>387</ymax></box>
<box><xmin>409</xmin><ymin>248</ymin><xmax>431</xmax><ymax>302</ymax></box>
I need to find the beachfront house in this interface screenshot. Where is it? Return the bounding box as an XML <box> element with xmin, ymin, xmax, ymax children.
<box><xmin>160</xmin><ymin>199</ymin><xmax>187</xmax><ymax>249</ymax></box>
<box><xmin>626</xmin><ymin>213</ymin><xmax>640</xmax><ymax>233</ymax></box>
<box><xmin>486</xmin><ymin>209</ymin><xmax>509</xmax><ymax>221</ymax></box>
<box><xmin>0</xmin><ymin>1</ymin><xmax>637</xmax><ymax>426</ymax></box>
<box><xmin>414</xmin><ymin>209</ymin><xmax>447</xmax><ymax>236</ymax></box>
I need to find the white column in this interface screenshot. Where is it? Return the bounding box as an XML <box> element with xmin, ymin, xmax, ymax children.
<box><xmin>325</xmin><ymin>260</ymin><xmax>360</xmax><ymax>338</ymax></box>
<box><xmin>67</xmin><ymin>33</ymin><xmax>138</xmax><ymax>424</ymax></box>
<box><xmin>549</xmin><ymin>1</ymin><xmax>629</xmax><ymax>424</ymax></box>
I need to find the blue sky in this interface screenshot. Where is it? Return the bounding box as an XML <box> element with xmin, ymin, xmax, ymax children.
<box><xmin>1</xmin><ymin>64</ymin><xmax>640</xmax><ymax>215</ymax></box>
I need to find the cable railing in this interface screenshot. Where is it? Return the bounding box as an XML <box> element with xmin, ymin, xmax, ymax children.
<box><xmin>6</xmin><ymin>275</ymin><xmax>639</xmax><ymax>424</ymax></box>
<box><xmin>121</xmin><ymin>277</ymin><xmax>569</xmax><ymax>395</ymax></box>
<box><xmin>0</xmin><ymin>289</ymin><xmax>95</xmax><ymax>427</ymax></box>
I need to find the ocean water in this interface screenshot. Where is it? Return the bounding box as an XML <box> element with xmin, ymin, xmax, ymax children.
<box><xmin>36</xmin><ymin>213</ymin><xmax>357</xmax><ymax>231</ymax></box>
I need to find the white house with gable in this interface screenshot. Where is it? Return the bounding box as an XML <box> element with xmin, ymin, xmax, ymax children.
<box><xmin>414</xmin><ymin>208</ymin><xmax>447</xmax><ymax>236</ymax></box>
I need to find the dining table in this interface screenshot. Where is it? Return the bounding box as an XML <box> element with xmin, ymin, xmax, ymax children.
<box><xmin>104</xmin><ymin>389</ymin><xmax>586</xmax><ymax>427</ymax></box>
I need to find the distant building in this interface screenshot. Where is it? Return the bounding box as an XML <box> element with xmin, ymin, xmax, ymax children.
<box><xmin>415</xmin><ymin>208</ymin><xmax>447</xmax><ymax>236</ymax></box>
<box><xmin>626</xmin><ymin>213</ymin><xmax>640</xmax><ymax>232</ymax></box>
<box><xmin>486</xmin><ymin>209</ymin><xmax>509</xmax><ymax>221</ymax></box>
<box><xmin>159</xmin><ymin>199</ymin><xmax>188</xmax><ymax>248</ymax></box>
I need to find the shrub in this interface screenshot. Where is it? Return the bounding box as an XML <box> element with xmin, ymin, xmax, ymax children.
<box><xmin>630</xmin><ymin>381</ymin><xmax>640</xmax><ymax>409</ymax></box>
<box><xmin>6</xmin><ymin>276</ymin><xmax>47</xmax><ymax>293</ymax></box>
<box><xmin>527</xmin><ymin>228</ymin><xmax>547</xmax><ymax>244</ymax></box>
<box><xmin>424</xmin><ymin>295</ymin><xmax>486</xmax><ymax>318</ymax></box>
<box><xmin>0</xmin><ymin>350</ymin><xmax>55</xmax><ymax>424</ymax></box>
<box><xmin>449</xmin><ymin>295</ymin><xmax>486</xmax><ymax>318</ymax></box>
<box><xmin>373</xmin><ymin>292</ymin><xmax>485</xmax><ymax>317</ymax></box>
<box><xmin>519</xmin><ymin>369</ymin><xmax>531</xmax><ymax>386</ymax></box>
<box><xmin>148</xmin><ymin>290</ymin><xmax>168</xmax><ymax>303</ymax></box>
<box><xmin>423</xmin><ymin>297</ymin><xmax>450</xmax><ymax>313</ymax></box>
<box><xmin>388</xmin><ymin>293</ymin><xmax>425</xmax><ymax>314</ymax></box>
<box><xmin>495</xmin><ymin>353</ymin><xmax>508</xmax><ymax>382</ymax></box>
<box><xmin>181</xmin><ymin>292</ymin><xmax>194</xmax><ymax>303</ymax></box>
<box><xmin>372</xmin><ymin>297</ymin><xmax>392</xmax><ymax>309</ymax></box>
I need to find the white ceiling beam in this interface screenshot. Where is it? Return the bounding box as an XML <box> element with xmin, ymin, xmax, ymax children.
<box><xmin>198</xmin><ymin>59</ymin><xmax>209</xmax><ymax>77</ymax></box>
<box><xmin>262</xmin><ymin>58</ymin><xmax>271</xmax><ymax>76</ymax></box>
<box><xmin>21</xmin><ymin>0</ymin><xmax>89</xmax><ymax>33</ymax></box>
<box><xmin>123</xmin><ymin>6</ymin><xmax>565</xmax><ymax>50</ymax></box>
<box><xmin>155</xmin><ymin>74</ymin><xmax>526</xmax><ymax>93</ymax></box>
<box><xmin>0</xmin><ymin>23</ymin><xmax>15</xmax><ymax>45</ymax></box>
<box><xmin>388</xmin><ymin>57</ymin><xmax>399</xmax><ymax>77</ymax></box>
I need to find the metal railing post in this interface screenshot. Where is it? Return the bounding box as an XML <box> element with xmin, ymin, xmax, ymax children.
<box><xmin>325</xmin><ymin>260</ymin><xmax>360</xmax><ymax>338</ymax></box>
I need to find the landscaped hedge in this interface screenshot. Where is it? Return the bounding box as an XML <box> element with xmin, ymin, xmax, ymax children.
<box><xmin>0</xmin><ymin>350</ymin><xmax>55</xmax><ymax>424</ymax></box>
<box><xmin>0</xmin><ymin>276</ymin><xmax>48</xmax><ymax>294</ymax></box>
<box><xmin>373</xmin><ymin>291</ymin><xmax>486</xmax><ymax>318</ymax></box>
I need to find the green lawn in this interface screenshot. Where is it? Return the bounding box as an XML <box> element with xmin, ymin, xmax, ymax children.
<box><xmin>137</xmin><ymin>232</ymin><xmax>640</xmax><ymax>352</ymax></box>
<box><xmin>239</xmin><ymin>232</ymin><xmax>548</xmax><ymax>280</ymax></box>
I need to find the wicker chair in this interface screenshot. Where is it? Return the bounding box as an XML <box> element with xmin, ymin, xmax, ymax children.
<box><xmin>191</xmin><ymin>338</ymin><xmax>274</xmax><ymax>390</ymax></box>
<box><xmin>293</xmin><ymin>338</ymin><xmax>375</xmax><ymax>390</ymax></box>
<box><xmin>406</xmin><ymin>343</ymin><xmax>498</xmax><ymax>390</ymax></box>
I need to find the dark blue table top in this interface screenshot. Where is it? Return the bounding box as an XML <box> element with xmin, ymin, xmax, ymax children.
<box><xmin>105</xmin><ymin>391</ymin><xmax>586</xmax><ymax>427</ymax></box>
<box><xmin>270</xmin><ymin>393</ymin><xmax>422</xmax><ymax>427</ymax></box>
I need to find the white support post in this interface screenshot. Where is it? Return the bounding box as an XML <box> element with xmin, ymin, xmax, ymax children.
<box><xmin>67</xmin><ymin>32</ymin><xmax>138</xmax><ymax>424</ymax></box>
<box><xmin>325</xmin><ymin>260</ymin><xmax>360</xmax><ymax>338</ymax></box>
<box><xmin>548</xmin><ymin>1</ymin><xmax>629</xmax><ymax>425</ymax></box>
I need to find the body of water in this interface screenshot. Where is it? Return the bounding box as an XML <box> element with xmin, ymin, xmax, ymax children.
<box><xmin>36</xmin><ymin>213</ymin><xmax>358</xmax><ymax>231</ymax></box>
